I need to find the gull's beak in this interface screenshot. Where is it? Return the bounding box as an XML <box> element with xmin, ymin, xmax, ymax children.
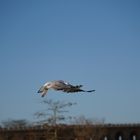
<box><xmin>38</xmin><ymin>86</ymin><xmax>45</xmax><ymax>93</ymax></box>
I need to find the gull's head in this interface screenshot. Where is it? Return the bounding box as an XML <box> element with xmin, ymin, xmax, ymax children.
<box><xmin>44</xmin><ymin>82</ymin><xmax>52</xmax><ymax>88</ymax></box>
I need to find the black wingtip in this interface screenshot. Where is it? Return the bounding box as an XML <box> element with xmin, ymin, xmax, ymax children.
<box><xmin>87</xmin><ymin>90</ymin><xmax>96</xmax><ymax>92</ymax></box>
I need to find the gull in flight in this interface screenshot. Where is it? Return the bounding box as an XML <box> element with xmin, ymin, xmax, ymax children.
<box><xmin>38</xmin><ymin>80</ymin><xmax>95</xmax><ymax>97</ymax></box>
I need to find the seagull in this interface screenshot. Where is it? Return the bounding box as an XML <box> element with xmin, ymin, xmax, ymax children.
<box><xmin>38</xmin><ymin>80</ymin><xmax>95</xmax><ymax>97</ymax></box>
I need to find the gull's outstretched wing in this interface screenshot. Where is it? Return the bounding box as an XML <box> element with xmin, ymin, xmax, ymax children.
<box><xmin>62</xmin><ymin>84</ymin><xmax>95</xmax><ymax>93</ymax></box>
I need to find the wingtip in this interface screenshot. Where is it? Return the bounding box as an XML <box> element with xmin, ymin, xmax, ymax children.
<box><xmin>87</xmin><ymin>89</ymin><xmax>96</xmax><ymax>92</ymax></box>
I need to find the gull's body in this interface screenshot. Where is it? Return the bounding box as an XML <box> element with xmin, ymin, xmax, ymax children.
<box><xmin>38</xmin><ymin>80</ymin><xmax>95</xmax><ymax>97</ymax></box>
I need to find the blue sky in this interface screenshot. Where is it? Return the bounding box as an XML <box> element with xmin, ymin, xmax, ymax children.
<box><xmin>0</xmin><ymin>0</ymin><xmax>140</xmax><ymax>124</ymax></box>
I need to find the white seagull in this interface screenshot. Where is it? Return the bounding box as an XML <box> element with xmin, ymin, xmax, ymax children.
<box><xmin>38</xmin><ymin>80</ymin><xmax>95</xmax><ymax>97</ymax></box>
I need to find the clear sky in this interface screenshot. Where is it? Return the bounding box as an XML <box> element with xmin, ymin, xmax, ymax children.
<box><xmin>0</xmin><ymin>0</ymin><xmax>140</xmax><ymax>124</ymax></box>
